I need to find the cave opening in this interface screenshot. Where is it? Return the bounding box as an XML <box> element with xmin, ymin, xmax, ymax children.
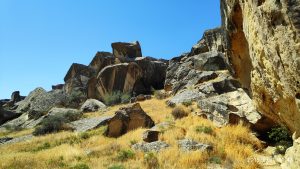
<box><xmin>229</xmin><ymin>3</ymin><xmax>253</xmax><ymax>96</ymax></box>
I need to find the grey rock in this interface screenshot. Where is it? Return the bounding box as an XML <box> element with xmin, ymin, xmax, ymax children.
<box><xmin>47</xmin><ymin>107</ymin><xmax>81</xmax><ymax>118</ymax></box>
<box><xmin>150</xmin><ymin>121</ymin><xmax>174</xmax><ymax>131</ymax></box>
<box><xmin>178</xmin><ymin>139</ymin><xmax>213</xmax><ymax>152</ymax></box>
<box><xmin>80</xmin><ymin>99</ymin><xmax>106</xmax><ymax>113</ymax></box>
<box><xmin>167</xmin><ymin>89</ymin><xmax>205</xmax><ymax>105</ymax></box>
<box><xmin>197</xmin><ymin>89</ymin><xmax>262</xmax><ymax>127</ymax></box>
<box><xmin>0</xmin><ymin>134</ymin><xmax>33</xmax><ymax>146</ymax></box>
<box><xmin>0</xmin><ymin>107</ymin><xmax>20</xmax><ymax>125</ymax></box>
<box><xmin>70</xmin><ymin>116</ymin><xmax>112</xmax><ymax>132</ymax></box>
<box><xmin>281</xmin><ymin>138</ymin><xmax>300</xmax><ymax>169</ymax></box>
<box><xmin>132</xmin><ymin>141</ymin><xmax>169</xmax><ymax>152</ymax></box>
<box><xmin>16</xmin><ymin>87</ymin><xmax>46</xmax><ymax>113</ymax></box>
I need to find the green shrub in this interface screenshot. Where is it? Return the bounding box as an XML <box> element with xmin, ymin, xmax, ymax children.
<box><xmin>121</xmin><ymin>93</ymin><xmax>131</xmax><ymax>104</ymax></box>
<box><xmin>129</xmin><ymin>139</ymin><xmax>138</xmax><ymax>145</ymax></box>
<box><xmin>33</xmin><ymin>111</ymin><xmax>81</xmax><ymax>136</ymax></box>
<box><xmin>116</xmin><ymin>150</ymin><xmax>135</xmax><ymax>161</ymax></box>
<box><xmin>154</xmin><ymin>90</ymin><xmax>167</xmax><ymax>100</ymax></box>
<box><xmin>195</xmin><ymin>125</ymin><xmax>213</xmax><ymax>135</ymax></box>
<box><xmin>209</xmin><ymin>156</ymin><xmax>222</xmax><ymax>164</ymax></box>
<box><xmin>144</xmin><ymin>152</ymin><xmax>159</xmax><ymax>169</ymax></box>
<box><xmin>108</xmin><ymin>164</ymin><xmax>125</xmax><ymax>169</ymax></box>
<box><xmin>171</xmin><ymin>107</ymin><xmax>188</xmax><ymax>119</ymax></box>
<box><xmin>70</xmin><ymin>163</ymin><xmax>90</xmax><ymax>169</ymax></box>
<box><xmin>268</xmin><ymin>126</ymin><xmax>293</xmax><ymax>154</ymax></box>
<box><xmin>67</xmin><ymin>90</ymin><xmax>86</xmax><ymax>108</ymax></box>
<box><xmin>182</xmin><ymin>101</ymin><xmax>192</xmax><ymax>107</ymax></box>
<box><xmin>103</xmin><ymin>91</ymin><xmax>131</xmax><ymax>106</ymax></box>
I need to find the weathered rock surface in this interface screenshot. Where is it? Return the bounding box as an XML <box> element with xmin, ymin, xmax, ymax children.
<box><xmin>132</xmin><ymin>141</ymin><xmax>169</xmax><ymax>152</ymax></box>
<box><xmin>64</xmin><ymin>63</ymin><xmax>95</xmax><ymax>94</ymax></box>
<box><xmin>70</xmin><ymin>116</ymin><xmax>112</xmax><ymax>132</ymax></box>
<box><xmin>167</xmin><ymin>89</ymin><xmax>205</xmax><ymax>105</ymax></box>
<box><xmin>189</xmin><ymin>27</ymin><xmax>225</xmax><ymax>56</ymax></box>
<box><xmin>80</xmin><ymin>99</ymin><xmax>106</xmax><ymax>112</ymax></box>
<box><xmin>0</xmin><ymin>134</ymin><xmax>34</xmax><ymax>146</ymax></box>
<box><xmin>0</xmin><ymin>107</ymin><xmax>20</xmax><ymax>125</ymax></box>
<box><xmin>92</xmin><ymin>63</ymin><xmax>143</xmax><ymax>100</ymax></box>
<box><xmin>221</xmin><ymin>0</ymin><xmax>300</xmax><ymax>135</ymax></box>
<box><xmin>164</xmin><ymin>52</ymin><xmax>228</xmax><ymax>94</ymax></box>
<box><xmin>112</xmin><ymin>41</ymin><xmax>142</xmax><ymax>59</ymax></box>
<box><xmin>89</xmin><ymin>51</ymin><xmax>114</xmax><ymax>74</ymax></box>
<box><xmin>47</xmin><ymin>107</ymin><xmax>81</xmax><ymax>117</ymax></box>
<box><xmin>281</xmin><ymin>138</ymin><xmax>300</xmax><ymax>169</ymax></box>
<box><xmin>16</xmin><ymin>87</ymin><xmax>46</xmax><ymax>113</ymax></box>
<box><xmin>105</xmin><ymin>103</ymin><xmax>154</xmax><ymax>137</ymax></box>
<box><xmin>178</xmin><ymin>139</ymin><xmax>213</xmax><ymax>152</ymax></box>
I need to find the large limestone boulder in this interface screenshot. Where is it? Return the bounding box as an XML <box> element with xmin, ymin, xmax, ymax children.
<box><xmin>221</xmin><ymin>0</ymin><xmax>300</xmax><ymax>135</ymax></box>
<box><xmin>133</xmin><ymin>57</ymin><xmax>168</xmax><ymax>93</ymax></box>
<box><xmin>105</xmin><ymin>103</ymin><xmax>155</xmax><ymax>137</ymax></box>
<box><xmin>88</xmin><ymin>51</ymin><xmax>115</xmax><ymax>74</ymax></box>
<box><xmin>0</xmin><ymin>106</ymin><xmax>20</xmax><ymax>125</ymax></box>
<box><xmin>90</xmin><ymin>62</ymin><xmax>143</xmax><ymax>100</ymax></box>
<box><xmin>111</xmin><ymin>41</ymin><xmax>142</xmax><ymax>59</ymax></box>
<box><xmin>189</xmin><ymin>27</ymin><xmax>225</xmax><ymax>56</ymax></box>
<box><xmin>165</xmin><ymin>51</ymin><xmax>229</xmax><ymax>93</ymax></box>
<box><xmin>16</xmin><ymin>87</ymin><xmax>46</xmax><ymax>113</ymax></box>
<box><xmin>80</xmin><ymin>99</ymin><xmax>106</xmax><ymax>112</ymax></box>
<box><xmin>64</xmin><ymin>63</ymin><xmax>95</xmax><ymax>94</ymax></box>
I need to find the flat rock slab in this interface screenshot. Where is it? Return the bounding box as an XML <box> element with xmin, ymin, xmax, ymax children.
<box><xmin>132</xmin><ymin>141</ymin><xmax>169</xmax><ymax>152</ymax></box>
<box><xmin>70</xmin><ymin>116</ymin><xmax>112</xmax><ymax>132</ymax></box>
<box><xmin>178</xmin><ymin>139</ymin><xmax>213</xmax><ymax>152</ymax></box>
<box><xmin>0</xmin><ymin>134</ymin><xmax>34</xmax><ymax>146</ymax></box>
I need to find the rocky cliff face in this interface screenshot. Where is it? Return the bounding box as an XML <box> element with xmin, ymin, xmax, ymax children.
<box><xmin>221</xmin><ymin>0</ymin><xmax>300</xmax><ymax>135</ymax></box>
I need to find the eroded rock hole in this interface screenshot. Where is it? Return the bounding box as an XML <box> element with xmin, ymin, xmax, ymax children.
<box><xmin>229</xmin><ymin>4</ymin><xmax>253</xmax><ymax>95</ymax></box>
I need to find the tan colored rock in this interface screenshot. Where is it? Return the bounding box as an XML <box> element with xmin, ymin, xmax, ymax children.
<box><xmin>221</xmin><ymin>0</ymin><xmax>300</xmax><ymax>135</ymax></box>
<box><xmin>105</xmin><ymin>103</ymin><xmax>154</xmax><ymax>137</ymax></box>
<box><xmin>281</xmin><ymin>138</ymin><xmax>300</xmax><ymax>169</ymax></box>
<box><xmin>111</xmin><ymin>41</ymin><xmax>142</xmax><ymax>59</ymax></box>
<box><xmin>90</xmin><ymin>62</ymin><xmax>143</xmax><ymax>100</ymax></box>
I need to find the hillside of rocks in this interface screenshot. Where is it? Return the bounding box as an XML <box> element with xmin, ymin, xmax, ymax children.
<box><xmin>0</xmin><ymin>0</ymin><xmax>299</xmax><ymax>169</ymax></box>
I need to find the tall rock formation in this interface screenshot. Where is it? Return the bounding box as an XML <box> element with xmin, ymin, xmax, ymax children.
<box><xmin>221</xmin><ymin>0</ymin><xmax>300</xmax><ymax>135</ymax></box>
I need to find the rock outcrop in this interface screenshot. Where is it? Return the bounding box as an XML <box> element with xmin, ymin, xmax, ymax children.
<box><xmin>105</xmin><ymin>103</ymin><xmax>155</xmax><ymax>137</ymax></box>
<box><xmin>221</xmin><ymin>0</ymin><xmax>300</xmax><ymax>135</ymax></box>
<box><xmin>64</xmin><ymin>63</ymin><xmax>95</xmax><ymax>94</ymax></box>
<box><xmin>92</xmin><ymin>63</ymin><xmax>143</xmax><ymax>100</ymax></box>
<box><xmin>112</xmin><ymin>41</ymin><xmax>142</xmax><ymax>59</ymax></box>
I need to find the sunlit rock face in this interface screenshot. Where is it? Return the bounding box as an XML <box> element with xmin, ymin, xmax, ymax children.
<box><xmin>221</xmin><ymin>0</ymin><xmax>300</xmax><ymax>135</ymax></box>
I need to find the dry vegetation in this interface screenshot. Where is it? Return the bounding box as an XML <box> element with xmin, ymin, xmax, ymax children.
<box><xmin>0</xmin><ymin>98</ymin><xmax>263</xmax><ymax>169</ymax></box>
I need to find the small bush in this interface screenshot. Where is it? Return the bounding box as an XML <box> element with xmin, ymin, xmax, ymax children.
<box><xmin>268</xmin><ymin>126</ymin><xmax>293</xmax><ymax>154</ymax></box>
<box><xmin>195</xmin><ymin>125</ymin><xmax>213</xmax><ymax>135</ymax></box>
<box><xmin>209</xmin><ymin>156</ymin><xmax>222</xmax><ymax>164</ymax></box>
<box><xmin>67</xmin><ymin>90</ymin><xmax>86</xmax><ymax>108</ymax></box>
<box><xmin>182</xmin><ymin>101</ymin><xmax>192</xmax><ymax>107</ymax></box>
<box><xmin>121</xmin><ymin>93</ymin><xmax>131</xmax><ymax>104</ymax></box>
<box><xmin>108</xmin><ymin>164</ymin><xmax>125</xmax><ymax>169</ymax></box>
<box><xmin>33</xmin><ymin>111</ymin><xmax>81</xmax><ymax>136</ymax></box>
<box><xmin>129</xmin><ymin>139</ymin><xmax>138</xmax><ymax>145</ymax></box>
<box><xmin>144</xmin><ymin>152</ymin><xmax>159</xmax><ymax>169</ymax></box>
<box><xmin>116</xmin><ymin>149</ymin><xmax>135</xmax><ymax>161</ymax></box>
<box><xmin>103</xmin><ymin>91</ymin><xmax>131</xmax><ymax>106</ymax></box>
<box><xmin>171</xmin><ymin>107</ymin><xmax>188</xmax><ymax>119</ymax></box>
<box><xmin>154</xmin><ymin>90</ymin><xmax>167</xmax><ymax>100</ymax></box>
<box><xmin>70</xmin><ymin>163</ymin><xmax>90</xmax><ymax>169</ymax></box>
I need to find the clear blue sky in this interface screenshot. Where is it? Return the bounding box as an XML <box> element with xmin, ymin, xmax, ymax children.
<box><xmin>0</xmin><ymin>0</ymin><xmax>221</xmax><ymax>99</ymax></box>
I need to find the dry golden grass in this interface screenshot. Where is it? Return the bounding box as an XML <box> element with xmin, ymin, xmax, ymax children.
<box><xmin>0</xmin><ymin>98</ymin><xmax>263</xmax><ymax>169</ymax></box>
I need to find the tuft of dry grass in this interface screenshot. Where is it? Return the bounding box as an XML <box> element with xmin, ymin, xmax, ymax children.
<box><xmin>0</xmin><ymin>97</ymin><xmax>263</xmax><ymax>169</ymax></box>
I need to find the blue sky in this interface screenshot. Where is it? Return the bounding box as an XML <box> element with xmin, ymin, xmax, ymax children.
<box><xmin>0</xmin><ymin>0</ymin><xmax>220</xmax><ymax>98</ymax></box>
